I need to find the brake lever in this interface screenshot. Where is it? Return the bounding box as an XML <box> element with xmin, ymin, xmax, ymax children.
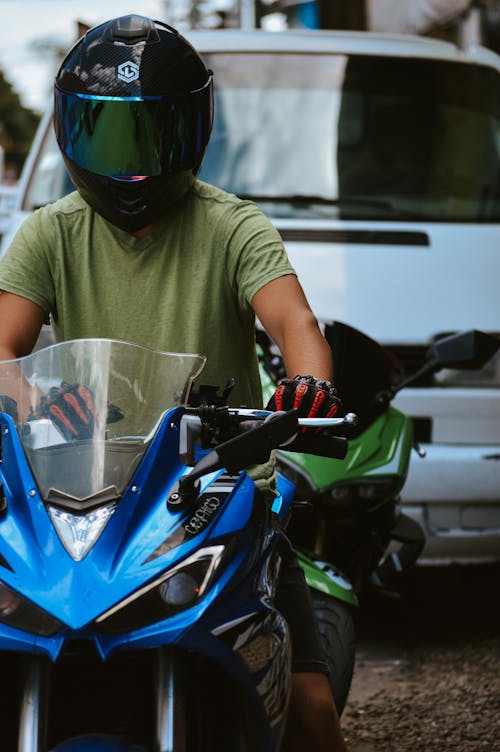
<box><xmin>297</xmin><ymin>412</ymin><xmax>358</xmax><ymax>429</ymax></box>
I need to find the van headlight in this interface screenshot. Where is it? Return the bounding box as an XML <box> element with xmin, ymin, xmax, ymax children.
<box><xmin>97</xmin><ymin>545</ymin><xmax>225</xmax><ymax>633</ymax></box>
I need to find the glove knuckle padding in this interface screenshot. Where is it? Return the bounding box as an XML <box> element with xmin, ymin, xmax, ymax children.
<box><xmin>31</xmin><ymin>383</ymin><xmax>97</xmax><ymax>441</ymax></box>
<box><xmin>77</xmin><ymin>386</ymin><xmax>98</xmax><ymax>418</ymax></box>
<box><xmin>266</xmin><ymin>374</ymin><xmax>344</xmax><ymax>422</ymax></box>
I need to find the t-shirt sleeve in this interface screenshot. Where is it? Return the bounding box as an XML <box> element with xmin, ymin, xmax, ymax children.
<box><xmin>0</xmin><ymin>208</ymin><xmax>55</xmax><ymax>314</ymax></box>
<box><xmin>224</xmin><ymin>200</ymin><xmax>296</xmax><ymax>309</ymax></box>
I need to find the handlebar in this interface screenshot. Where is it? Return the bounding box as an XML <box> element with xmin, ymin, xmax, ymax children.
<box><xmin>225</xmin><ymin>407</ymin><xmax>358</xmax><ymax>429</ymax></box>
<box><xmin>174</xmin><ymin>407</ymin><xmax>358</xmax><ymax>506</ymax></box>
<box><xmin>296</xmin><ymin>412</ymin><xmax>358</xmax><ymax>428</ymax></box>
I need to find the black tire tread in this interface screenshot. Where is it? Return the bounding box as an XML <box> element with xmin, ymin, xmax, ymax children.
<box><xmin>311</xmin><ymin>591</ymin><xmax>356</xmax><ymax>715</ymax></box>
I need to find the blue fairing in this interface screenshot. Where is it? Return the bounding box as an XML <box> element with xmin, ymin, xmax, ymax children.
<box><xmin>0</xmin><ymin>408</ymin><xmax>274</xmax><ymax>654</ymax></box>
<box><xmin>0</xmin><ymin>411</ymin><xmax>291</xmax><ymax>749</ymax></box>
<box><xmin>0</xmin><ymin>339</ymin><xmax>302</xmax><ymax>751</ymax></box>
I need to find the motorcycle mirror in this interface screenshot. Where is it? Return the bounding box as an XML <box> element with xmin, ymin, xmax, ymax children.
<box><xmin>427</xmin><ymin>330</ymin><xmax>500</xmax><ymax>371</ymax></box>
<box><xmin>387</xmin><ymin>329</ymin><xmax>500</xmax><ymax>398</ymax></box>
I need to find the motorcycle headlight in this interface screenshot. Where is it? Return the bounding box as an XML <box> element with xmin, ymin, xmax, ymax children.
<box><xmin>326</xmin><ymin>478</ymin><xmax>400</xmax><ymax>511</ymax></box>
<box><xmin>0</xmin><ymin>580</ymin><xmax>63</xmax><ymax>636</ymax></box>
<box><xmin>97</xmin><ymin>545</ymin><xmax>225</xmax><ymax>633</ymax></box>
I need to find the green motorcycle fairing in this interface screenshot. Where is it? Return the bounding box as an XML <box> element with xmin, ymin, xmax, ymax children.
<box><xmin>260</xmin><ymin>354</ymin><xmax>413</xmax><ymax>604</ymax></box>
<box><xmin>296</xmin><ymin>549</ymin><xmax>359</xmax><ymax>606</ymax></box>
<box><xmin>279</xmin><ymin>406</ymin><xmax>413</xmax><ymax>502</ymax></box>
<box><xmin>260</xmin><ymin>357</ymin><xmax>413</xmax><ymax>502</ymax></box>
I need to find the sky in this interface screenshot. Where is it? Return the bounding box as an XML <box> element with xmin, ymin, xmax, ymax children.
<box><xmin>0</xmin><ymin>1</ymin><xmax>169</xmax><ymax>112</ymax></box>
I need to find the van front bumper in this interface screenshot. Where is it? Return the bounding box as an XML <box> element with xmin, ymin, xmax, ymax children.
<box><xmin>400</xmin><ymin>443</ymin><xmax>500</xmax><ymax>564</ymax></box>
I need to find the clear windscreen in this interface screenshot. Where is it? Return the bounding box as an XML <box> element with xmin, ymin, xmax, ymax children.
<box><xmin>0</xmin><ymin>338</ymin><xmax>205</xmax><ymax>502</ymax></box>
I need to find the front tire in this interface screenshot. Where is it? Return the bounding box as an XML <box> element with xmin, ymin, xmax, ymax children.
<box><xmin>311</xmin><ymin>592</ymin><xmax>355</xmax><ymax>715</ymax></box>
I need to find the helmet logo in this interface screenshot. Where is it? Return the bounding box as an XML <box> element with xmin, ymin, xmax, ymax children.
<box><xmin>117</xmin><ymin>61</ymin><xmax>139</xmax><ymax>83</ymax></box>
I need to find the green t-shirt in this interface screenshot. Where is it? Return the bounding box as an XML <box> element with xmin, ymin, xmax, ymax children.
<box><xmin>0</xmin><ymin>180</ymin><xmax>295</xmax><ymax>409</ymax></box>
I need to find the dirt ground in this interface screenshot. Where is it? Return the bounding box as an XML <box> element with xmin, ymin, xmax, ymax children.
<box><xmin>341</xmin><ymin>562</ymin><xmax>500</xmax><ymax>752</ymax></box>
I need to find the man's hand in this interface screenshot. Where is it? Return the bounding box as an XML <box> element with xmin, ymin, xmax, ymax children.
<box><xmin>29</xmin><ymin>383</ymin><xmax>97</xmax><ymax>441</ymax></box>
<box><xmin>266</xmin><ymin>374</ymin><xmax>344</xmax><ymax>419</ymax></box>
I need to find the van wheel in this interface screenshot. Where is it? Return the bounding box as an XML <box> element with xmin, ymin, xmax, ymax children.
<box><xmin>311</xmin><ymin>591</ymin><xmax>356</xmax><ymax>716</ymax></box>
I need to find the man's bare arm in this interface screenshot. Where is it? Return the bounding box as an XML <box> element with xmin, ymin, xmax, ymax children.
<box><xmin>0</xmin><ymin>292</ymin><xmax>46</xmax><ymax>361</ymax></box>
<box><xmin>252</xmin><ymin>275</ymin><xmax>333</xmax><ymax>382</ymax></box>
<box><xmin>0</xmin><ymin>293</ymin><xmax>46</xmax><ymax>418</ymax></box>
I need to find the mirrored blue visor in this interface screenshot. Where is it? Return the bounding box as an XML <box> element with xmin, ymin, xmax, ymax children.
<box><xmin>54</xmin><ymin>78</ymin><xmax>213</xmax><ymax>178</ymax></box>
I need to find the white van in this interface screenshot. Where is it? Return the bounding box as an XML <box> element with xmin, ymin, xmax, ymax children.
<box><xmin>0</xmin><ymin>184</ymin><xmax>18</xmax><ymax>246</ymax></box>
<box><xmin>2</xmin><ymin>29</ymin><xmax>500</xmax><ymax>563</ymax></box>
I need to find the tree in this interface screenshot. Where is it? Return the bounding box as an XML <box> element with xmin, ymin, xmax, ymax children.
<box><xmin>0</xmin><ymin>68</ymin><xmax>40</xmax><ymax>180</ymax></box>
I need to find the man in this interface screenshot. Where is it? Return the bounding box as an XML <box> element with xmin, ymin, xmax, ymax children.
<box><xmin>0</xmin><ymin>15</ymin><xmax>348</xmax><ymax>752</ymax></box>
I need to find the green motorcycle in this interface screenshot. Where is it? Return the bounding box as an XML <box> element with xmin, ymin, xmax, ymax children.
<box><xmin>259</xmin><ymin>321</ymin><xmax>499</xmax><ymax>713</ymax></box>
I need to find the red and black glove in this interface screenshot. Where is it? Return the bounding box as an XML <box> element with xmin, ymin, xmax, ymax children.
<box><xmin>266</xmin><ymin>374</ymin><xmax>344</xmax><ymax>421</ymax></box>
<box><xmin>29</xmin><ymin>382</ymin><xmax>97</xmax><ymax>441</ymax></box>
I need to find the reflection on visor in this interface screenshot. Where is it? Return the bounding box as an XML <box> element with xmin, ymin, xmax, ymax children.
<box><xmin>54</xmin><ymin>78</ymin><xmax>213</xmax><ymax>178</ymax></box>
<box><xmin>113</xmin><ymin>176</ymin><xmax>148</xmax><ymax>182</ymax></box>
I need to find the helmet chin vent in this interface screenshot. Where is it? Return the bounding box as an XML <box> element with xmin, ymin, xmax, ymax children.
<box><xmin>112</xmin><ymin>191</ymin><xmax>148</xmax><ymax>216</ymax></box>
<box><xmin>107</xmin><ymin>14</ymin><xmax>160</xmax><ymax>44</ymax></box>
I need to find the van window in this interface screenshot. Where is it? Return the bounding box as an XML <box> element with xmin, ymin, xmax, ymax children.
<box><xmin>199</xmin><ymin>52</ymin><xmax>500</xmax><ymax>222</ymax></box>
<box><xmin>23</xmin><ymin>51</ymin><xmax>500</xmax><ymax>224</ymax></box>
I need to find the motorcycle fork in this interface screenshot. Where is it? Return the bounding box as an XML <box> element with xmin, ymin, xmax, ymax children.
<box><xmin>18</xmin><ymin>656</ymin><xmax>50</xmax><ymax>752</ymax></box>
<box><xmin>155</xmin><ymin>647</ymin><xmax>186</xmax><ymax>752</ymax></box>
<box><xmin>17</xmin><ymin>649</ymin><xmax>185</xmax><ymax>752</ymax></box>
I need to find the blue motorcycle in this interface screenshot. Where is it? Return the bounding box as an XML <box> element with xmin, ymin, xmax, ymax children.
<box><xmin>0</xmin><ymin>338</ymin><xmax>353</xmax><ymax>752</ymax></box>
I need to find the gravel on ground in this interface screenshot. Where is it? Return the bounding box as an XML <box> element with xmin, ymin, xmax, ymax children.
<box><xmin>341</xmin><ymin>563</ymin><xmax>500</xmax><ymax>752</ymax></box>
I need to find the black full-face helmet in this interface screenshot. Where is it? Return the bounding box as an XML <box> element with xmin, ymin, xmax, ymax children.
<box><xmin>54</xmin><ymin>15</ymin><xmax>213</xmax><ymax>232</ymax></box>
